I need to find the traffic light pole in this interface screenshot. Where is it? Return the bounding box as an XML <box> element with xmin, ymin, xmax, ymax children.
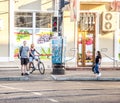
<box><xmin>58</xmin><ymin>10</ymin><xmax>63</xmax><ymax>36</ymax></box>
<box><xmin>52</xmin><ymin>0</ymin><xmax>67</xmax><ymax>75</ymax></box>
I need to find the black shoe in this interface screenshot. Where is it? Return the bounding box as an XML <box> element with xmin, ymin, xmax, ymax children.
<box><xmin>24</xmin><ymin>73</ymin><xmax>29</xmax><ymax>75</ymax></box>
<box><xmin>21</xmin><ymin>73</ymin><xmax>24</xmax><ymax>76</ymax></box>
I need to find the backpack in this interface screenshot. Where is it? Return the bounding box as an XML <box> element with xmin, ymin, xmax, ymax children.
<box><xmin>19</xmin><ymin>46</ymin><xmax>23</xmax><ymax>56</ymax></box>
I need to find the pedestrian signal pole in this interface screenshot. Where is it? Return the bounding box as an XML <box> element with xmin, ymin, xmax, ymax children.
<box><xmin>52</xmin><ymin>0</ymin><xmax>70</xmax><ymax>75</ymax></box>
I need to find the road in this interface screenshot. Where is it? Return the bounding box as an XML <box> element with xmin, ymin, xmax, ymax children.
<box><xmin>0</xmin><ymin>81</ymin><xmax>120</xmax><ymax>103</ymax></box>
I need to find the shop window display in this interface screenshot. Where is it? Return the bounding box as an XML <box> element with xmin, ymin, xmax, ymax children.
<box><xmin>14</xmin><ymin>12</ymin><xmax>53</xmax><ymax>59</ymax></box>
<box><xmin>14</xmin><ymin>29</ymin><xmax>32</xmax><ymax>57</ymax></box>
<box><xmin>35</xmin><ymin>29</ymin><xmax>53</xmax><ymax>59</ymax></box>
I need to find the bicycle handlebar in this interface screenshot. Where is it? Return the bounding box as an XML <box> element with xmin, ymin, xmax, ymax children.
<box><xmin>34</xmin><ymin>54</ymin><xmax>52</xmax><ymax>56</ymax></box>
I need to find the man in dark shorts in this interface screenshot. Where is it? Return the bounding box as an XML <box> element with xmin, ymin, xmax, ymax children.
<box><xmin>19</xmin><ymin>41</ymin><xmax>29</xmax><ymax>76</ymax></box>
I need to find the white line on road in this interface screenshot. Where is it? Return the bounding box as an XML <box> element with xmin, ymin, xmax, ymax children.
<box><xmin>0</xmin><ymin>84</ymin><xmax>43</xmax><ymax>96</ymax></box>
<box><xmin>0</xmin><ymin>85</ymin><xmax>23</xmax><ymax>90</ymax></box>
<box><xmin>48</xmin><ymin>98</ymin><xmax>59</xmax><ymax>103</ymax></box>
<box><xmin>0</xmin><ymin>84</ymin><xmax>59</xmax><ymax>102</ymax></box>
<box><xmin>32</xmin><ymin>92</ymin><xmax>42</xmax><ymax>96</ymax></box>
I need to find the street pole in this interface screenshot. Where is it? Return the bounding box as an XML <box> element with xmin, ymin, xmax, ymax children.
<box><xmin>52</xmin><ymin>0</ymin><xmax>69</xmax><ymax>75</ymax></box>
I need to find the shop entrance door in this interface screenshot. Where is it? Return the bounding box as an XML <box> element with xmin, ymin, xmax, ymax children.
<box><xmin>77</xmin><ymin>31</ymin><xmax>95</xmax><ymax>66</ymax></box>
<box><xmin>77</xmin><ymin>12</ymin><xmax>96</xmax><ymax>67</ymax></box>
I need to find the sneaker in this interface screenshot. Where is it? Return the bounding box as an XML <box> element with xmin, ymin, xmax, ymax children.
<box><xmin>98</xmin><ymin>73</ymin><xmax>101</xmax><ymax>77</ymax></box>
<box><xmin>27</xmin><ymin>71</ymin><xmax>30</xmax><ymax>75</ymax></box>
<box><xmin>96</xmin><ymin>73</ymin><xmax>101</xmax><ymax>77</ymax></box>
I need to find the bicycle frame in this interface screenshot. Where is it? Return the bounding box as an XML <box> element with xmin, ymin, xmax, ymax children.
<box><xmin>30</xmin><ymin>55</ymin><xmax>45</xmax><ymax>74</ymax></box>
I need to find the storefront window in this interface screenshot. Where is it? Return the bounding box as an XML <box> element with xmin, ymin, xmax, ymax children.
<box><xmin>34</xmin><ymin>29</ymin><xmax>53</xmax><ymax>59</ymax></box>
<box><xmin>15</xmin><ymin>12</ymin><xmax>32</xmax><ymax>27</ymax></box>
<box><xmin>14</xmin><ymin>29</ymin><xmax>33</xmax><ymax>57</ymax></box>
<box><xmin>14</xmin><ymin>12</ymin><xmax>53</xmax><ymax>59</ymax></box>
<box><xmin>36</xmin><ymin>13</ymin><xmax>51</xmax><ymax>28</ymax></box>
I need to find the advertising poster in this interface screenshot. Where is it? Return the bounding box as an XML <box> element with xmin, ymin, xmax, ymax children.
<box><xmin>52</xmin><ymin>37</ymin><xmax>64</xmax><ymax>64</ymax></box>
<box><xmin>35</xmin><ymin>29</ymin><xmax>53</xmax><ymax>59</ymax></box>
<box><xmin>14</xmin><ymin>29</ymin><xmax>32</xmax><ymax>58</ymax></box>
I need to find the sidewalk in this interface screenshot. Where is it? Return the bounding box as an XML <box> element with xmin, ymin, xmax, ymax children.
<box><xmin>0</xmin><ymin>67</ymin><xmax>120</xmax><ymax>81</ymax></box>
<box><xmin>52</xmin><ymin>70</ymin><xmax>120</xmax><ymax>81</ymax></box>
<box><xmin>0</xmin><ymin>60</ymin><xmax>120</xmax><ymax>81</ymax></box>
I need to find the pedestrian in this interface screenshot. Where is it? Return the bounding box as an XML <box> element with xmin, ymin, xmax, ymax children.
<box><xmin>29</xmin><ymin>43</ymin><xmax>40</xmax><ymax>73</ymax></box>
<box><xmin>19</xmin><ymin>41</ymin><xmax>29</xmax><ymax>76</ymax></box>
<box><xmin>94</xmin><ymin>51</ymin><xmax>102</xmax><ymax>77</ymax></box>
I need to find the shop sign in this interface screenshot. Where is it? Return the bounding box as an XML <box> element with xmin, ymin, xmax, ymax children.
<box><xmin>111</xmin><ymin>0</ymin><xmax>120</xmax><ymax>11</ymax></box>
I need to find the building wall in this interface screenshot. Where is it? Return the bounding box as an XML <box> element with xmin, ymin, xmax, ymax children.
<box><xmin>0</xmin><ymin>0</ymin><xmax>54</xmax><ymax>62</ymax></box>
<box><xmin>14</xmin><ymin>0</ymin><xmax>54</xmax><ymax>11</ymax></box>
<box><xmin>0</xmin><ymin>0</ymin><xmax>9</xmax><ymax>61</ymax></box>
<box><xmin>0</xmin><ymin>0</ymin><xmax>119</xmax><ymax>68</ymax></box>
<box><xmin>81</xmin><ymin>4</ymin><xmax>115</xmax><ymax>58</ymax></box>
<box><xmin>13</xmin><ymin>0</ymin><xmax>55</xmax><ymax>61</ymax></box>
<box><xmin>63</xmin><ymin>11</ymin><xmax>75</xmax><ymax>63</ymax></box>
<box><xmin>63</xmin><ymin>2</ymin><xmax>119</xmax><ymax>67</ymax></box>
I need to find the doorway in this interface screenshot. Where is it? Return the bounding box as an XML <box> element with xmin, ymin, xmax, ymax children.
<box><xmin>77</xmin><ymin>12</ymin><xmax>96</xmax><ymax>67</ymax></box>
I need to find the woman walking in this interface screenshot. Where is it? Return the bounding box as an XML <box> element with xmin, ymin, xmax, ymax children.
<box><xmin>94</xmin><ymin>51</ymin><xmax>102</xmax><ymax>77</ymax></box>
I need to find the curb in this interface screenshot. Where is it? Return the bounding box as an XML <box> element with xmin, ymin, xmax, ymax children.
<box><xmin>0</xmin><ymin>67</ymin><xmax>18</xmax><ymax>68</ymax></box>
<box><xmin>51</xmin><ymin>76</ymin><xmax>120</xmax><ymax>81</ymax></box>
<box><xmin>0</xmin><ymin>76</ymin><xmax>29</xmax><ymax>81</ymax></box>
<box><xmin>0</xmin><ymin>75</ymin><xmax>120</xmax><ymax>81</ymax></box>
<box><xmin>0</xmin><ymin>76</ymin><xmax>120</xmax><ymax>81</ymax></box>
<box><xmin>0</xmin><ymin>75</ymin><xmax>54</xmax><ymax>81</ymax></box>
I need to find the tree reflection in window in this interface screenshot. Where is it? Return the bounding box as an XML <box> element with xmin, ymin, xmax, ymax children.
<box><xmin>36</xmin><ymin>13</ymin><xmax>51</xmax><ymax>28</ymax></box>
<box><xmin>15</xmin><ymin>12</ymin><xmax>32</xmax><ymax>27</ymax></box>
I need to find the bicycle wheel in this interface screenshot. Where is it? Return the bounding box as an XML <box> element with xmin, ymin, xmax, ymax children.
<box><xmin>38</xmin><ymin>61</ymin><xmax>45</xmax><ymax>74</ymax></box>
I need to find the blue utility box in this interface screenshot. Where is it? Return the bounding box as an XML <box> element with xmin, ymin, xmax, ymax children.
<box><xmin>52</xmin><ymin>36</ymin><xmax>65</xmax><ymax>64</ymax></box>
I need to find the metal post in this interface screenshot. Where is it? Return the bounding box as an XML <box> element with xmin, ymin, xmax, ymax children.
<box><xmin>52</xmin><ymin>0</ymin><xmax>66</xmax><ymax>75</ymax></box>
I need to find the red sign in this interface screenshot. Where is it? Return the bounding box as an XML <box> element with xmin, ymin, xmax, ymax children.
<box><xmin>111</xmin><ymin>0</ymin><xmax>120</xmax><ymax>11</ymax></box>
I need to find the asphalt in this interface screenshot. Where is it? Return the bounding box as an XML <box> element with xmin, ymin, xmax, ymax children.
<box><xmin>0</xmin><ymin>61</ymin><xmax>120</xmax><ymax>81</ymax></box>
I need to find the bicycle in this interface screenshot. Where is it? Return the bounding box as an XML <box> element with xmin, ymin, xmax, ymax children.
<box><xmin>29</xmin><ymin>55</ymin><xmax>45</xmax><ymax>74</ymax></box>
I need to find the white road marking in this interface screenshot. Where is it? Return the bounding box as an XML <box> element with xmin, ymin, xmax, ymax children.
<box><xmin>0</xmin><ymin>84</ymin><xmax>42</xmax><ymax>96</ymax></box>
<box><xmin>48</xmin><ymin>98</ymin><xmax>59</xmax><ymax>103</ymax></box>
<box><xmin>32</xmin><ymin>92</ymin><xmax>42</xmax><ymax>96</ymax></box>
<box><xmin>0</xmin><ymin>85</ymin><xmax>23</xmax><ymax>90</ymax></box>
<box><xmin>0</xmin><ymin>84</ymin><xmax>59</xmax><ymax>102</ymax></box>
